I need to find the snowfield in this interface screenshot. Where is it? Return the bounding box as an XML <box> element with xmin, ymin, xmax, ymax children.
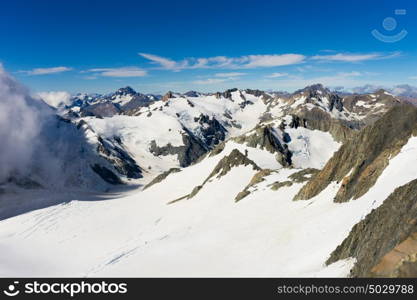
<box><xmin>0</xmin><ymin>81</ymin><xmax>413</xmax><ymax>278</ymax></box>
<box><xmin>1</xmin><ymin>135</ymin><xmax>417</xmax><ymax>277</ymax></box>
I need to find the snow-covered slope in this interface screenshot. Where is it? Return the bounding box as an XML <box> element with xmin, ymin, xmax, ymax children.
<box><xmin>1</xmin><ymin>129</ymin><xmax>417</xmax><ymax>277</ymax></box>
<box><xmin>2</xmin><ymin>70</ymin><xmax>415</xmax><ymax>277</ymax></box>
<box><xmin>66</xmin><ymin>84</ymin><xmax>399</xmax><ymax>184</ymax></box>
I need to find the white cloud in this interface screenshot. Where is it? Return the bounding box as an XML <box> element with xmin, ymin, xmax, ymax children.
<box><xmin>215</xmin><ymin>72</ymin><xmax>246</xmax><ymax>77</ymax></box>
<box><xmin>138</xmin><ymin>53</ymin><xmax>179</xmax><ymax>70</ymax></box>
<box><xmin>265</xmin><ymin>72</ymin><xmax>288</xmax><ymax>78</ymax></box>
<box><xmin>311</xmin><ymin>52</ymin><xmax>400</xmax><ymax>62</ymax></box>
<box><xmin>267</xmin><ymin>71</ymin><xmax>367</xmax><ymax>90</ymax></box>
<box><xmin>409</xmin><ymin>76</ymin><xmax>417</xmax><ymax>80</ymax></box>
<box><xmin>83</xmin><ymin>75</ymin><xmax>98</xmax><ymax>80</ymax></box>
<box><xmin>242</xmin><ymin>54</ymin><xmax>304</xmax><ymax>68</ymax></box>
<box><xmin>0</xmin><ymin>65</ymin><xmax>51</xmax><ymax>181</ymax></box>
<box><xmin>337</xmin><ymin>71</ymin><xmax>362</xmax><ymax>77</ymax></box>
<box><xmin>192</xmin><ymin>78</ymin><xmax>230</xmax><ymax>85</ymax></box>
<box><xmin>37</xmin><ymin>91</ymin><xmax>72</xmax><ymax>108</ymax></box>
<box><xmin>139</xmin><ymin>53</ymin><xmax>305</xmax><ymax>70</ymax></box>
<box><xmin>86</xmin><ymin>67</ymin><xmax>147</xmax><ymax>77</ymax></box>
<box><xmin>21</xmin><ymin>66</ymin><xmax>72</xmax><ymax>75</ymax></box>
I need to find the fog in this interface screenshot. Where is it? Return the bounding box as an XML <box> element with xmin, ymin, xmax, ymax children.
<box><xmin>0</xmin><ymin>65</ymin><xmax>54</xmax><ymax>182</ymax></box>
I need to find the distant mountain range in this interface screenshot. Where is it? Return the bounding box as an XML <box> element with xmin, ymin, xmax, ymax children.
<box><xmin>1</xmin><ymin>74</ymin><xmax>417</xmax><ymax>277</ymax></box>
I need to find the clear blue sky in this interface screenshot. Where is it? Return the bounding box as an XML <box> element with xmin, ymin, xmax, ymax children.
<box><xmin>1</xmin><ymin>0</ymin><xmax>416</xmax><ymax>94</ymax></box>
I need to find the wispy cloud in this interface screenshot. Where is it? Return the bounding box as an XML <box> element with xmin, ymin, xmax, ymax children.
<box><xmin>311</xmin><ymin>52</ymin><xmax>401</xmax><ymax>62</ymax></box>
<box><xmin>85</xmin><ymin>67</ymin><xmax>147</xmax><ymax>77</ymax></box>
<box><xmin>82</xmin><ymin>75</ymin><xmax>98</xmax><ymax>80</ymax></box>
<box><xmin>242</xmin><ymin>54</ymin><xmax>304</xmax><ymax>68</ymax></box>
<box><xmin>192</xmin><ymin>78</ymin><xmax>231</xmax><ymax>85</ymax></box>
<box><xmin>214</xmin><ymin>72</ymin><xmax>246</xmax><ymax>77</ymax></box>
<box><xmin>138</xmin><ymin>53</ymin><xmax>178</xmax><ymax>70</ymax></box>
<box><xmin>409</xmin><ymin>76</ymin><xmax>417</xmax><ymax>80</ymax></box>
<box><xmin>265</xmin><ymin>72</ymin><xmax>288</xmax><ymax>78</ymax></box>
<box><xmin>337</xmin><ymin>71</ymin><xmax>362</xmax><ymax>77</ymax></box>
<box><xmin>20</xmin><ymin>66</ymin><xmax>72</xmax><ymax>75</ymax></box>
<box><xmin>139</xmin><ymin>53</ymin><xmax>305</xmax><ymax>70</ymax></box>
<box><xmin>267</xmin><ymin>71</ymin><xmax>367</xmax><ymax>90</ymax></box>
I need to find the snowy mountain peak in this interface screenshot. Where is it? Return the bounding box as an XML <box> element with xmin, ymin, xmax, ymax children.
<box><xmin>3</xmin><ymin>67</ymin><xmax>417</xmax><ymax>278</ymax></box>
<box><xmin>295</xmin><ymin>83</ymin><xmax>329</xmax><ymax>96</ymax></box>
<box><xmin>183</xmin><ymin>90</ymin><xmax>200</xmax><ymax>97</ymax></box>
<box><xmin>114</xmin><ymin>86</ymin><xmax>137</xmax><ymax>96</ymax></box>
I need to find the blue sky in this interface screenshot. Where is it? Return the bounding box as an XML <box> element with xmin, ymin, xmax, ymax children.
<box><xmin>1</xmin><ymin>0</ymin><xmax>417</xmax><ymax>94</ymax></box>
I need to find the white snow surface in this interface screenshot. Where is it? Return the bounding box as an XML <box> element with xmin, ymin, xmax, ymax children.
<box><xmin>1</xmin><ymin>135</ymin><xmax>417</xmax><ymax>277</ymax></box>
<box><xmin>285</xmin><ymin>127</ymin><xmax>340</xmax><ymax>169</ymax></box>
<box><xmin>0</xmin><ymin>86</ymin><xmax>410</xmax><ymax>278</ymax></box>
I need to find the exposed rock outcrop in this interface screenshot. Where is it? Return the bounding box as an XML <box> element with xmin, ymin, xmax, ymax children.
<box><xmin>288</xmin><ymin>168</ymin><xmax>319</xmax><ymax>183</ymax></box>
<box><xmin>294</xmin><ymin>104</ymin><xmax>417</xmax><ymax>202</ymax></box>
<box><xmin>149</xmin><ymin>128</ymin><xmax>208</xmax><ymax>167</ymax></box>
<box><xmin>233</xmin><ymin>125</ymin><xmax>292</xmax><ymax>167</ymax></box>
<box><xmin>96</xmin><ymin>136</ymin><xmax>142</xmax><ymax>179</ymax></box>
<box><xmin>370</xmin><ymin>233</ymin><xmax>417</xmax><ymax>278</ymax></box>
<box><xmin>289</xmin><ymin>109</ymin><xmax>357</xmax><ymax>143</ymax></box>
<box><xmin>326</xmin><ymin>179</ymin><xmax>417</xmax><ymax>277</ymax></box>
<box><xmin>193</xmin><ymin>114</ymin><xmax>228</xmax><ymax>148</ymax></box>
<box><xmin>215</xmin><ymin>88</ymin><xmax>239</xmax><ymax>100</ymax></box>
<box><xmin>342</xmin><ymin>89</ymin><xmax>401</xmax><ymax>125</ymax></box>
<box><xmin>144</xmin><ymin>168</ymin><xmax>181</xmax><ymax>190</ymax></box>
<box><xmin>162</xmin><ymin>91</ymin><xmax>174</xmax><ymax>102</ymax></box>
<box><xmin>80</xmin><ymin>102</ymin><xmax>120</xmax><ymax>118</ymax></box>
<box><xmin>204</xmin><ymin>149</ymin><xmax>260</xmax><ymax>183</ymax></box>
<box><xmin>171</xmin><ymin>149</ymin><xmax>260</xmax><ymax>202</ymax></box>
<box><xmin>235</xmin><ymin>169</ymin><xmax>273</xmax><ymax>202</ymax></box>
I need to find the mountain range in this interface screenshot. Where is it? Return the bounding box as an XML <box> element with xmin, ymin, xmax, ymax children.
<box><xmin>1</xmin><ymin>70</ymin><xmax>417</xmax><ymax>277</ymax></box>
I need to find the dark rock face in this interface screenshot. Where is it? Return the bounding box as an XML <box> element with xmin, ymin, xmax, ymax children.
<box><xmin>342</xmin><ymin>90</ymin><xmax>401</xmax><ymax>125</ymax></box>
<box><xmin>183</xmin><ymin>90</ymin><xmax>199</xmax><ymax>97</ymax></box>
<box><xmin>120</xmin><ymin>94</ymin><xmax>153</xmax><ymax>112</ymax></box>
<box><xmin>204</xmin><ymin>149</ymin><xmax>260</xmax><ymax>183</ymax></box>
<box><xmin>239</xmin><ymin>100</ymin><xmax>254</xmax><ymax>109</ymax></box>
<box><xmin>193</xmin><ymin>114</ymin><xmax>228</xmax><ymax>148</ymax></box>
<box><xmin>144</xmin><ymin>168</ymin><xmax>181</xmax><ymax>190</ymax></box>
<box><xmin>268</xmin><ymin>169</ymin><xmax>319</xmax><ymax>192</ymax></box>
<box><xmin>294</xmin><ymin>104</ymin><xmax>417</xmax><ymax>202</ymax></box>
<box><xmin>169</xmin><ymin>149</ymin><xmax>260</xmax><ymax>203</ymax></box>
<box><xmin>110</xmin><ymin>87</ymin><xmax>154</xmax><ymax>114</ymax></box>
<box><xmin>327</xmin><ymin>179</ymin><xmax>417</xmax><ymax>277</ymax></box>
<box><xmin>149</xmin><ymin>128</ymin><xmax>208</xmax><ymax>167</ymax></box>
<box><xmin>294</xmin><ymin>84</ymin><xmax>326</xmax><ymax>95</ymax></box>
<box><xmin>149</xmin><ymin>115</ymin><xmax>229</xmax><ymax>167</ymax></box>
<box><xmin>186</xmin><ymin>100</ymin><xmax>195</xmax><ymax>107</ymax></box>
<box><xmin>329</xmin><ymin>94</ymin><xmax>343</xmax><ymax>112</ymax></box>
<box><xmin>234</xmin><ymin>125</ymin><xmax>292</xmax><ymax>167</ymax></box>
<box><xmin>235</xmin><ymin>169</ymin><xmax>272</xmax><ymax>202</ymax></box>
<box><xmin>91</xmin><ymin>164</ymin><xmax>123</xmax><ymax>185</ymax></box>
<box><xmin>215</xmin><ymin>88</ymin><xmax>238</xmax><ymax>100</ymax></box>
<box><xmin>162</xmin><ymin>91</ymin><xmax>174</xmax><ymax>102</ymax></box>
<box><xmin>290</xmin><ymin>109</ymin><xmax>357</xmax><ymax>143</ymax></box>
<box><xmin>370</xmin><ymin>233</ymin><xmax>417</xmax><ymax>278</ymax></box>
<box><xmin>80</xmin><ymin>102</ymin><xmax>120</xmax><ymax>118</ymax></box>
<box><xmin>245</xmin><ymin>89</ymin><xmax>272</xmax><ymax>102</ymax></box>
<box><xmin>96</xmin><ymin>136</ymin><xmax>142</xmax><ymax>179</ymax></box>
<box><xmin>292</xmin><ymin>84</ymin><xmax>343</xmax><ymax>111</ymax></box>
<box><xmin>288</xmin><ymin>168</ymin><xmax>319</xmax><ymax>183</ymax></box>
<box><xmin>269</xmin><ymin>180</ymin><xmax>293</xmax><ymax>191</ymax></box>
<box><xmin>114</xmin><ymin>86</ymin><xmax>136</xmax><ymax>96</ymax></box>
